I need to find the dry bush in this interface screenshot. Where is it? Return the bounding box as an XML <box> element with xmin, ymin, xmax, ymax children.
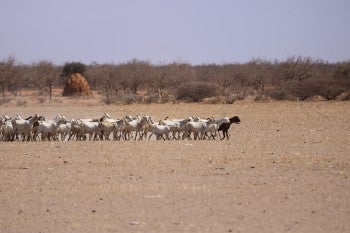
<box><xmin>337</xmin><ymin>92</ymin><xmax>350</xmax><ymax>100</ymax></box>
<box><xmin>225</xmin><ymin>93</ymin><xmax>247</xmax><ymax>103</ymax></box>
<box><xmin>267</xmin><ymin>89</ymin><xmax>288</xmax><ymax>100</ymax></box>
<box><xmin>318</xmin><ymin>80</ymin><xmax>348</xmax><ymax>100</ymax></box>
<box><xmin>3</xmin><ymin>56</ymin><xmax>350</xmax><ymax>103</ymax></box>
<box><xmin>62</xmin><ymin>62</ymin><xmax>86</xmax><ymax>77</ymax></box>
<box><xmin>16</xmin><ymin>100</ymin><xmax>27</xmax><ymax>106</ymax></box>
<box><xmin>0</xmin><ymin>98</ymin><xmax>11</xmax><ymax>106</ymax></box>
<box><xmin>202</xmin><ymin>96</ymin><xmax>225</xmax><ymax>104</ymax></box>
<box><xmin>254</xmin><ymin>94</ymin><xmax>269</xmax><ymax>102</ymax></box>
<box><xmin>103</xmin><ymin>90</ymin><xmax>141</xmax><ymax>105</ymax></box>
<box><xmin>273</xmin><ymin>78</ymin><xmax>350</xmax><ymax>101</ymax></box>
<box><xmin>37</xmin><ymin>97</ymin><xmax>46</xmax><ymax>104</ymax></box>
<box><xmin>283</xmin><ymin>79</ymin><xmax>321</xmax><ymax>101</ymax></box>
<box><xmin>103</xmin><ymin>94</ymin><xmax>118</xmax><ymax>105</ymax></box>
<box><xmin>176</xmin><ymin>82</ymin><xmax>219</xmax><ymax>102</ymax></box>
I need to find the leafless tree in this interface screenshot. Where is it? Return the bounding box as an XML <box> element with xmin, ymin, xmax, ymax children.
<box><xmin>0</xmin><ymin>57</ymin><xmax>18</xmax><ymax>97</ymax></box>
<box><xmin>34</xmin><ymin>61</ymin><xmax>60</xmax><ymax>101</ymax></box>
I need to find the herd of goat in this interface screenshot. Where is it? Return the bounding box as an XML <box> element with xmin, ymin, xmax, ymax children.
<box><xmin>0</xmin><ymin>113</ymin><xmax>241</xmax><ymax>142</ymax></box>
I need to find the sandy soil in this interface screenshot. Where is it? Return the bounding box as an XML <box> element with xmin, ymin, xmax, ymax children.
<box><xmin>0</xmin><ymin>100</ymin><xmax>349</xmax><ymax>233</ymax></box>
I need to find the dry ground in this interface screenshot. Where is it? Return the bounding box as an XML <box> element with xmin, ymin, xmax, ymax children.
<box><xmin>0</xmin><ymin>100</ymin><xmax>349</xmax><ymax>233</ymax></box>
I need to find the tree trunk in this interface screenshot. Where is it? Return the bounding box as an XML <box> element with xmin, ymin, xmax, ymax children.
<box><xmin>49</xmin><ymin>83</ymin><xmax>53</xmax><ymax>102</ymax></box>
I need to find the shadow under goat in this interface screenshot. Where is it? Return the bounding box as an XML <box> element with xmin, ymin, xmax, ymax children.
<box><xmin>218</xmin><ymin>116</ymin><xmax>240</xmax><ymax>140</ymax></box>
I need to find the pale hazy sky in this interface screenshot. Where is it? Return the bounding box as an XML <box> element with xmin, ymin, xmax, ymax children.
<box><xmin>1</xmin><ymin>0</ymin><xmax>349</xmax><ymax>65</ymax></box>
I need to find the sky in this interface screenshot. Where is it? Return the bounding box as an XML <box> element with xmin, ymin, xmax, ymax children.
<box><xmin>1</xmin><ymin>0</ymin><xmax>349</xmax><ymax>65</ymax></box>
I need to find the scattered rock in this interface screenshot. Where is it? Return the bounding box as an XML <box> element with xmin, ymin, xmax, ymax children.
<box><xmin>144</xmin><ymin>195</ymin><xmax>163</xmax><ymax>198</ymax></box>
<box><xmin>216</xmin><ymin>167</ymin><xmax>225</xmax><ymax>170</ymax></box>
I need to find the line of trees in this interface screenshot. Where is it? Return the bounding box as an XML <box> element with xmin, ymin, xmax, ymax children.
<box><xmin>1</xmin><ymin>56</ymin><xmax>350</xmax><ymax>103</ymax></box>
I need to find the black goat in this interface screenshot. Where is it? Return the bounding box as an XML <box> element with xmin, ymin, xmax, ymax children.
<box><xmin>218</xmin><ymin>116</ymin><xmax>240</xmax><ymax>140</ymax></box>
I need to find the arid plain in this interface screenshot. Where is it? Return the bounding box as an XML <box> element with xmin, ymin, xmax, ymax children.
<box><xmin>0</xmin><ymin>100</ymin><xmax>349</xmax><ymax>233</ymax></box>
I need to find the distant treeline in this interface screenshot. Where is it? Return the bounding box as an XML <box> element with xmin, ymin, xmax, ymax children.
<box><xmin>1</xmin><ymin>56</ymin><xmax>350</xmax><ymax>103</ymax></box>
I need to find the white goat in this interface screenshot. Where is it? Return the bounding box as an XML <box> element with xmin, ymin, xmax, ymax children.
<box><xmin>123</xmin><ymin>115</ymin><xmax>151</xmax><ymax>140</ymax></box>
<box><xmin>112</xmin><ymin>119</ymin><xmax>127</xmax><ymax>140</ymax></box>
<box><xmin>159</xmin><ymin>117</ymin><xmax>194</xmax><ymax>140</ymax></box>
<box><xmin>98</xmin><ymin>120</ymin><xmax>116</xmax><ymax>140</ymax></box>
<box><xmin>34</xmin><ymin>115</ymin><xmax>67</xmax><ymax>141</ymax></box>
<box><xmin>184</xmin><ymin>118</ymin><xmax>217</xmax><ymax>140</ymax></box>
<box><xmin>79</xmin><ymin>119</ymin><xmax>100</xmax><ymax>141</ymax></box>
<box><xmin>147</xmin><ymin>122</ymin><xmax>171</xmax><ymax>140</ymax></box>
<box><xmin>12</xmin><ymin>115</ymin><xmax>39</xmax><ymax>141</ymax></box>
<box><xmin>202</xmin><ymin>117</ymin><xmax>230</xmax><ymax>140</ymax></box>
<box><xmin>67</xmin><ymin>119</ymin><xmax>83</xmax><ymax>141</ymax></box>
<box><xmin>56</xmin><ymin>120</ymin><xmax>73</xmax><ymax>141</ymax></box>
<box><xmin>1</xmin><ymin>118</ymin><xmax>14</xmax><ymax>141</ymax></box>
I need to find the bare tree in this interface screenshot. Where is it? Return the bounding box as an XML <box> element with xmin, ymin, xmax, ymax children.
<box><xmin>0</xmin><ymin>57</ymin><xmax>17</xmax><ymax>97</ymax></box>
<box><xmin>34</xmin><ymin>61</ymin><xmax>60</xmax><ymax>101</ymax></box>
<box><xmin>119</xmin><ymin>59</ymin><xmax>151</xmax><ymax>94</ymax></box>
<box><xmin>146</xmin><ymin>65</ymin><xmax>171</xmax><ymax>103</ymax></box>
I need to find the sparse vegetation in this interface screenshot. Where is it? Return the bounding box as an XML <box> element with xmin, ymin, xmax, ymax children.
<box><xmin>176</xmin><ymin>82</ymin><xmax>219</xmax><ymax>102</ymax></box>
<box><xmin>62</xmin><ymin>62</ymin><xmax>86</xmax><ymax>77</ymax></box>
<box><xmin>0</xmin><ymin>97</ymin><xmax>11</xmax><ymax>106</ymax></box>
<box><xmin>1</xmin><ymin>56</ymin><xmax>350</xmax><ymax>103</ymax></box>
<box><xmin>16</xmin><ymin>100</ymin><xmax>27</xmax><ymax>106</ymax></box>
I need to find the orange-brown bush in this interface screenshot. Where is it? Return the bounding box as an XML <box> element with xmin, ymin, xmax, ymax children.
<box><xmin>62</xmin><ymin>73</ymin><xmax>91</xmax><ymax>96</ymax></box>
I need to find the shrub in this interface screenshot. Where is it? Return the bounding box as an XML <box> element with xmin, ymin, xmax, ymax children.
<box><xmin>103</xmin><ymin>90</ymin><xmax>141</xmax><ymax>105</ymax></box>
<box><xmin>225</xmin><ymin>93</ymin><xmax>246</xmax><ymax>103</ymax></box>
<box><xmin>16</xmin><ymin>100</ymin><xmax>27</xmax><ymax>106</ymax></box>
<box><xmin>339</xmin><ymin>92</ymin><xmax>350</xmax><ymax>100</ymax></box>
<box><xmin>37</xmin><ymin>97</ymin><xmax>46</xmax><ymax>103</ymax></box>
<box><xmin>176</xmin><ymin>82</ymin><xmax>219</xmax><ymax>102</ymax></box>
<box><xmin>283</xmin><ymin>79</ymin><xmax>321</xmax><ymax>101</ymax></box>
<box><xmin>62</xmin><ymin>62</ymin><xmax>86</xmax><ymax>77</ymax></box>
<box><xmin>254</xmin><ymin>94</ymin><xmax>269</xmax><ymax>102</ymax></box>
<box><xmin>318</xmin><ymin>80</ymin><xmax>346</xmax><ymax>100</ymax></box>
<box><xmin>119</xmin><ymin>92</ymin><xmax>141</xmax><ymax>105</ymax></box>
<box><xmin>0</xmin><ymin>98</ymin><xmax>11</xmax><ymax>106</ymax></box>
<box><xmin>103</xmin><ymin>94</ymin><xmax>118</xmax><ymax>105</ymax></box>
<box><xmin>267</xmin><ymin>89</ymin><xmax>288</xmax><ymax>100</ymax></box>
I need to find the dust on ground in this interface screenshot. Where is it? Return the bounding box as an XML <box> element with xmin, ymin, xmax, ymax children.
<box><xmin>0</xmin><ymin>101</ymin><xmax>349</xmax><ymax>233</ymax></box>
